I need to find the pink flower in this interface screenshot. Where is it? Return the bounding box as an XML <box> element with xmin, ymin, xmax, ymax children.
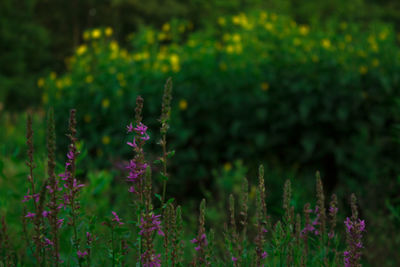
<box><xmin>111</xmin><ymin>211</ymin><xmax>124</xmax><ymax>225</ymax></box>
<box><xmin>25</xmin><ymin>212</ymin><xmax>36</xmax><ymax>218</ymax></box>
<box><xmin>77</xmin><ymin>250</ymin><xmax>88</xmax><ymax>258</ymax></box>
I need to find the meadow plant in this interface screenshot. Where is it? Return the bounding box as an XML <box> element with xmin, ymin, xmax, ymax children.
<box><xmin>1</xmin><ymin>78</ymin><xmax>368</xmax><ymax>266</ymax></box>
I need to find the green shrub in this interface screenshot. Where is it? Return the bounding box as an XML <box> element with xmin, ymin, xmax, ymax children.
<box><xmin>42</xmin><ymin>11</ymin><xmax>400</xmax><ymax>200</ymax></box>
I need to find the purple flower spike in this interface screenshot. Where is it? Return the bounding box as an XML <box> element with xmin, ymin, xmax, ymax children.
<box><xmin>77</xmin><ymin>250</ymin><xmax>88</xmax><ymax>258</ymax></box>
<box><xmin>111</xmin><ymin>211</ymin><xmax>124</xmax><ymax>225</ymax></box>
<box><xmin>25</xmin><ymin>212</ymin><xmax>36</xmax><ymax>218</ymax></box>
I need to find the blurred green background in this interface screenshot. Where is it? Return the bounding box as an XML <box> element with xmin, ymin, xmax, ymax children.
<box><xmin>1</xmin><ymin>0</ymin><xmax>400</xmax><ymax>265</ymax></box>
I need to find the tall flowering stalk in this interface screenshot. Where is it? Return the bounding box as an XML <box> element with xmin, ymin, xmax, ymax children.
<box><xmin>254</xmin><ymin>165</ymin><xmax>268</xmax><ymax>266</ymax></box>
<box><xmin>60</xmin><ymin>109</ymin><xmax>85</xmax><ymax>264</ymax></box>
<box><xmin>1</xmin><ymin>215</ymin><xmax>12</xmax><ymax>266</ymax></box>
<box><xmin>343</xmin><ymin>194</ymin><xmax>366</xmax><ymax>267</ymax></box>
<box><xmin>126</xmin><ymin>96</ymin><xmax>149</xmax><ymax>200</ymax></box>
<box><xmin>23</xmin><ymin>113</ymin><xmax>44</xmax><ymax>264</ymax></box>
<box><xmin>46</xmin><ymin>108</ymin><xmax>61</xmax><ymax>265</ymax></box>
<box><xmin>283</xmin><ymin>179</ymin><xmax>294</xmax><ymax>265</ymax></box>
<box><xmin>192</xmin><ymin>199</ymin><xmax>210</xmax><ymax>266</ymax></box>
<box><xmin>158</xmin><ymin>77</ymin><xmax>173</xmax><ymax>204</ymax></box>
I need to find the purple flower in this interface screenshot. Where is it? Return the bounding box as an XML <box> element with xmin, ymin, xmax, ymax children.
<box><xmin>134</xmin><ymin>123</ymin><xmax>148</xmax><ymax>135</ymax></box>
<box><xmin>343</xmin><ymin>217</ymin><xmax>366</xmax><ymax>266</ymax></box>
<box><xmin>141</xmin><ymin>252</ymin><xmax>161</xmax><ymax>267</ymax></box>
<box><xmin>77</xmin><ymin>250</ymin><xmax>88</xmax><ymax>258</ymax></box>
<box><xmin>25</xmin><ymin>212</ymin><xmax>36</xmax><ymax>218</ymax></box>
<box><xmin>261</xmin><ymin>251</ymin><xmax>268</xmax><ymax>259</ymax></box>
<box><xmin>126</xmin><ymin>123</ymin><xmax>134</xmax><ymax>133</ymax></box>
<box><xmin>127</xmin><ymin>138</ymin><xmax>137</xmax><ymax>148</ymax></box>
<box><xmin>111</xmin><ymin>211</ymin><xmax>124</xmax><ymax>225</ymax></box>
<box><xmin>191</xmin><ymin>233</ymin><xmax>208</xmax><ymax>252</ymax></box>
<box><xmin>44</xmin><ymin>238</ymin><xmax>54</xmax><ymax>247</ymax></box>
<box><xmin>139</xmin><ymin>214</ymin><xmax>164</xmax><ymax>237</ymax></box>
<box><xmin>42</xmin><ymin>210</ymin><xmax>51</xmax><ymax>217</ymax></box>
<box><xmin>232</xmin><ymin>256</ymin><xmax>238</xmax><ymax>263</ymax></box>
<box><xmin>57</xmin><ymin>218</ymin><xmax>64</xmax><ymax>228</ymax></box>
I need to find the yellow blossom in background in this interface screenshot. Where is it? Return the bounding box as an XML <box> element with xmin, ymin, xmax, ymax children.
<box><xmin>219</xmin><ymin>62</ymin><xmax>227</xmax><ymax>71</ymax></box>
<box><xmin>56</xmin><ymin>80</ymin><xmax>63</xmax><ymax>89</ymax></box>
<box><xmin>37</xmin><ymin>78</ymin><xmax>45</xmax><ymax>88</ymax></box>
<box><xmin>105</xmin><ymin>27</ymin><xmax>113</xmax><ymax>37</ymax></box>
<box><xmin>42</xmin><ymin>93</ymin><xmax>49</xmax><ymax>104</ymax></box>
<box><xmin>372</xmin><ymin>58</ymin><xmax>380</xmax><ymax>67</ymax></box>
<box><xmin>146</xmin><ymin>31</ymin><xmax>155</xmax><ymax>44</ymax></box>
<box><xmin>77</xmin><ymin>45</ymin><xmax>87</xmax><ymax>55</ymax></box>
<box><xmin>50</xmin><ymin>72</ymin><xmax>57</xmax><ymax>80</ymax></box>
<box><xmin>321</xmin><ymin>39</ymin><xmax>331</xmax><ymax>49</ymax></box>
<box><xmin>249</xmin><ymin>185</ymin><xmax>257</xmax><ymax>200</ymax></box>
<box><xmin>170</xmin><ymin>54</ymin><xmax>180</xmax><ymax>72</ymax></box>
<box><xmin>179</xmin><ymin>99</ymin><xmax>188</xmax><ymax>110</ymax></box>
<box><xmin>312</xmin><ymin>55</ymin><xmax>319</xmax><ymax>62</ymax></box>
<box><xmin>102</xmin><ymin>135</ymin><xmax>111</xmax><ymax>145</ymax></box>
<box><xmin>232</xmin><ymin>15</ymin><xmax>241</xmax><ymax>24</ymax></box>
<box><xmin>270</xmin><ymin>13</ymin><xmax>277</xmax><ymax>21</ymax></box>
<box><xmin>265</xmin><ymin>23</ymin><xmax>273</xmax><ymax>31</ymax></box>
<box><xmin>226</xmin><ymin>45</ymin><xmax>234</xmax><ymax>54</ymax></box>
<box><xmin>260</xmin><ymin>11</ymin><xmax>268</xmax><ymax>21</ymax></box>
<box><xmin>379</xmin><ymin>30</ymin><xmax>388</xmax><ymax>40</ymax></box>
<box><xmin>224</xmin><ymin>162</ymin><xmax>232</xmax><ymax>171</ymax></box>
<box><xmin>85</xmin><ymin>75</ymin><xmax>94</xmax><ymax>83</ymax></box>
<box><xmin>119</xmin><ymin>80</ymin><xmax>127</xmax><ymax>87</ymax></box>
<box><xmin>162</xmin><ymin>23</ymin><xmax>170</xmax><ymax>32</ymax></box>
<box><xmin>261</xmin><ymin>82</ymin><xmax>269</xmax><ymax>91</ymax></box>
<box><xmin>232</xmin><ymin>33</ymin><xmax>241</xmax><ymax>42</ymax></box>
<box><xmin>218</xmin><ymin>17</ymin><xmax>226</xmax><ymax>26</ymax></box>
<box><xmin>359</xmin><ymin>66</ymin><xmax>368</xmax><ymax>75</ymax></box>
<box><xmin>84</xmin><ymin>114</ymin><xmax>92</xmax><ymax>123</ymax></box>
<box><xmin>345</xmin><ymin>34</ymin><xmax>352</xmax><ymax>42</ymax></box>
<box><xmin>293</xmin><ymin>38</ymin><xmax>301</xmax><ymax>46</ymax></box>
<box><xmin>161</xmin><ymin>65</ymin><xmax>169</xmax><ymax>73</ymax></box>
<box><xmin>299</xmin><ymin>25</ymin><xmax>309</xmax><ymax>35</ymax></box>
<box><xmin>235</xmin><ymin>44</ymin><xmax>243</xmax><ymax>53</ymax></box>
<box><xmin>158</xmin><ymin>32</ymin><xmax>167</xmax><ymax>41</ymax></box>
<box><xmin>110</xmin><ymin>41</ymin><xmax>119</xmax><ymax>52</ymax></box>
<box><xmin>92</xmin><ymin>29</ymin><xmax>101</xmax><ymax>39</ymax></box>
<box><xmin>102</xmin><ymin>98</ymin><xmax>110</xmax><ymax>108</ymax></box>
<box><xmin>83</xmin><ymin>31</ymin><xmax>90</xmax><ymax>40</ymax></box>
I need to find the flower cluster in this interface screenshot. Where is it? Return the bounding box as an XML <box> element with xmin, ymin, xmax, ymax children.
<box><xmin>343</xmin><ymin>217</ymin><xmax>366</xmax><ymax>267</ymax></box>
<box><xmin>139</xmin><ymin>214</ymin><xmax>164</xmax><ymax>237</ymax></box>
<box><xmin>191</xmin><ymin>233</ymin><xmax>208</xmax><ymax>251</ymax></box>
<box><xmin>125</xmin><ymin>121</ymin><xmax>150</xmax><ymax>194</ymax></box>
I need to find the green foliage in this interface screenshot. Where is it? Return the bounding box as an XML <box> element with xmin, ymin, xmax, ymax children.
<box><xmin>43</xmin><ymin>11</ymin><xmax>400</xmax><ymax>201</ymax></box>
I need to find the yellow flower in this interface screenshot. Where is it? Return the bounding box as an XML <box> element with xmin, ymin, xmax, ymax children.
<box><xmin>110</xmin><ymin>41</ymin><xmax>119</xmax><ymax>52</ymax></box>
<box><xmin>359</xmin><ymin>66</ymin><xmax>368</xmax><ymax>75</ymax></box>
<box><xmin>77</xmin><ymin>45</ymin><xmax>87</xmax><ymax>55</ymax></box>
<box><xmin>105</xmin><ymin>27</ymin><xmax>113</xmax><ymax>37</ymax></box>
<box><xmin>102</xmin><ymin>135</ymin><xmax>111</xmax><ymax>145</ymax></box>
<box><xmin>312</xmin><ymin>55</ymin><xmax>319</xmax><ymax>62</ymax></box>
<box><xmin>50</xmin><ymin>72</ymin><xmax>57</xmax><ymax>80</ymax></box>
<box><xmin>91</xmin><ymin>29</ymin><xmax>101</xmax><ymax>39</ymax></box>
<box><xmin>170</xmin><ymin>54</ymin><xmax>179</xmax><ymax>65</ymax></box>
<box><xmin>299</xmin><ymin>25</ymin><xmax>309</xmax><ymax>36</ymax></box>
<box><xmin>261</xmin><ymin>82</ymin><xmax>269</xmax><ymax>91</ymax></box>
<box><xmin>345</xmin><ymin>34</ymin><xmax>352</xmax><ymax>42</ymax></box>
<box><xmin>223</xmin><ymin>162</ymin><xmax>232</xmax><ymax>171</ymax></box>
<box><xmin>219</xmin><ymin>62</ymin><xmax>227</xmax><ymax>71</ymax></box>
<box><xmin>321</xmin><ymin>39</ymin><xmax>331</xmax><ymax>49</ymax></box>
<box><xmin>379</xmin><ymin>31</ymin><xmax>388</xmax><ymax>40</ymax></box>
<box><xmin>218</xmin><ymin>17</ymin><xmax>226</xmax><ymax>26</ymax></box>
<box><xmin>56</xmin><ymin>80</ymin><xmax>63</xmax><ymax>89</ymax></box>
<box><xmin>260</xmin><ymin>11</ymin><xmax>268</xmax><ymax>21</ymax></box>
<box><xmin>264</xmin><ymin>23</ymin><xmax>273</xmax><ymax>31</ymax></box>
<box><xmin>83</xmin><ymin>31</ymin><xmax>90</xmax><ymax>40</ymax></box>
<box><xmin>84</xmin><ymin>114</ymin><xmax>91</xmax><ymax>123</ymax></box>
<box><xmin>161</xmin><ymin>65</ymin><xmax>169</xmax><ymax>73</ymax></box>
<box><xmin>162</xmin><ymin>23</ymin><xmax>170</xmax><ymax>32</ymax></box>
<box><xmin>158</xmin><ymin>32</ymin><xmax>167</xmax><ymax>41</ymax></box>
<box><xmin>293</xmin><ymin>38</ymin><xmax>301</xmax><ymax>46</ymax></box>
<box><xmin>85</xmin><ymin>75</ymin><xmax>94</xmax><ymax>83</ymax></box>
<box><xmin>179</xmin><ymin>99</ymin><xmax>188</xmax><ymax>110</ymax></box>
<box><xmin>372</xmin><ymin>58</ymin><xmax>380</xmax><ymax>67</ymax></box>
<box><xmin>42</xmin><ymin>93</ymin><xmax>49</xmax><ymax>104</ymax></box>
<box><xmin>232</xmin><ymin>34</ymin><xmax>241</xmax><ymax>42</ymax></box>
<box><xmin>37</xmin><ymin>78</ymin><xmax>45</xmax><ymax>88</ymax></box>
<box><xmin>232</xmin><ymin>16</ymin><xmax>241</xmax><ymax>24</ymax></box>
<box><xmin>102</xmin><ymin>98</ymin><xmax>110</xmax><ymax>108</ymax></box>
<box><xmin>226</xmin><ymin>45</ymin><xmax>234</xmax><ymax>54</ymax></box>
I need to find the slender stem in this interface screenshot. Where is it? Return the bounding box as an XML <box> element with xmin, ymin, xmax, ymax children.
<box><xmin>161</xmin><ymin>135</ymin><xmax>168</xmax><ymax>204</ymax></box>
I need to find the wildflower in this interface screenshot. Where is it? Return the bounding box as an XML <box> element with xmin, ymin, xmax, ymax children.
<box><xmin>139</xmin><ymin>214</ymin><xmax>164</xmax><ymax>236</ymax></box>
<box><xmin>322</xmin><ymin>39</ymin><xmax>331</xmax><ymax>49</ymax></box>
<box><xmin>102</xmin><ymin>98</ymin><xmax>110</xmax><ymax>109</ymax></box>
<box><xmin>37</xmin><ymin>78</ymin><xmax>45</xmax><ymax>88</ymax></box>
<box><xmin>179</xmin><ymin>99</ymin><xmax>188</xmax><ymax>110</ymax></box>
<box><xmin>232</xmin><ymin>256</ymin><xmax>238</xmax><ymax>263</ymax></box>
<box><xmin>141</xmin><ymin>251</ymin><xmax>161</xmax><ymax>267</ymax></box>
<box><xmin>44</xmin><ymin>238</ymin><xmax>54</xmax><ymax>247</ymax></box>
<box><xmin>76</xmin><ymin>45</ymin><xmax>87</xmax><ymax>55</ymax></box>
<box><xmin>102</xmin><ymin>135</ymin><xmax>110</xmax><ymax>145</ymax></box>
<box><xmin>127</xmin><ymin>138</ymin><xmax>137</xmax><ymax>148</ymax></box>
<box><xmin>77</xmin><ymin>250</ymin><xmax>88</xmax><ymax>258</ymax></box>
<box><xmin>218</xmin><ymin>17</ymin><xmax>226</xmax><ymax>26</ymax></box>
<box><xmin>111</xmin><ymin>211</ymin><xmax>124</xmax><ymax>225</ymax></box>
<box><xmin>85</xmin><ymin>75</ymin><xmax>94</xmax><ymax>83</ymax></box>
<box><xmin>224</xmin><ymin>162</ymin><xmax>232</xmax><ymax>171</ymax></box>
<box><xmin>91</xmin><ymin>29</ymin><xmax>101</xmax><ymax>39</ymax></box>
<box><xmin>25</xmin><ymin>212</ymin><xmax>36</xmax><ymax>218</ymax></box>
<box><xmin>126</xmin><ymin>123</ymin><xmax>134</xmax><ymax>133</ymax></box>
<box><xmin>359</xmin><ymin>66</ymin><xmax>368</xmax><ymax>75</ymax></box>
<box><xmin>261</xmin><ymin>82</ymin><xmax>269</xmax><ymax>91</ymax></box>
<box><xmin>299</xmin><ymin>25</ymin><xmax>309</xmax><ymax>35</ymax></box>
<box><xmin>105</xmin><ymin>27</ymin><xmax>113</xmax><ymax>37</ymax></box>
